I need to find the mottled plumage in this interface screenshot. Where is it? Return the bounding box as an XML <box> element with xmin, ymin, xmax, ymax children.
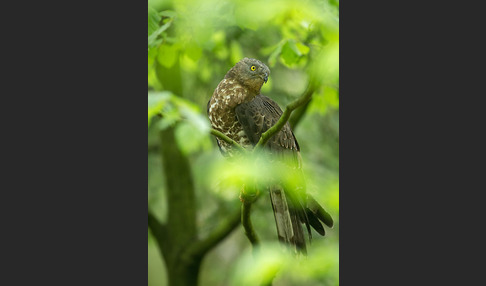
<box><xmin>207</xmin><ymin>58</ymin><xmax>332</xmax><ymax>254</ymax></box>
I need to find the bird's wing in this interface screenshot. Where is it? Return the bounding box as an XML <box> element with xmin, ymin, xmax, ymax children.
<box><xmin>235</xmin><ymin>94</ymin><xmax>306</xmax><ymax>202</ymax></box>
<box><xmin>235</xmin><ymin>95</ymin><xmax>309</xmax><ymax>253</ymax></box>
<box><xmin>235</xmin><ymin>95</ymin><xmax>333</xmax><ymax>226</ymax></box>
<box><xmin>235</xmin><ymin>95</ymin><xmax>299</xmax><ymax>152</ymax></box>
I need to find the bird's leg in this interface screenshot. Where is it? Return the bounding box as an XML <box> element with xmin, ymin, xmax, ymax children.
<box><xmin>239</xmin><ymin>183</ymin><xmax>259</xmax><ymax>203</ymax></box>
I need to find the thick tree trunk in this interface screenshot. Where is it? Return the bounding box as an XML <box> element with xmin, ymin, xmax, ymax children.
<box><xmin>150</xmin><ymin>56</ymin><xmax>240</xmax><ymax>286</ymax></box>
<box><xmin>159</xmin><ymin>126</ymin><xmax>200</xmax><ymax>286</ymax></box>
<box><xmin>166</xmin><ymin>255</ymin><xmax>202</xmax><ymax>286</ymax></box>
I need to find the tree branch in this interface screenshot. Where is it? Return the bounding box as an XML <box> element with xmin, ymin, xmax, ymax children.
<box><xmin>148</xmin><ymin>209</ymin><xmax>168</xmax><ymax>255</ymax></box>
<box><xmin>288</xmin><ymin>88</ymin><xmax>314</xmax><ymax>130</ymax></box>
<box><xmin>255</xmin><ymin>85</ymin><xmax>315</xmax><ymax>149</ymax></box>
<box><xmin>241</xmin><ymin>199</ymin><xmax>259</xmax><ymax>246</ymax></box>
<box><xmin>210</xmin><ymin>128</ymin><xmax>247</xmax><ymax>153</ymax></box>
<box><xmin>184</xmin><ymin>207</ymin><xmax>241</xmax><ymax>259</ymax></box>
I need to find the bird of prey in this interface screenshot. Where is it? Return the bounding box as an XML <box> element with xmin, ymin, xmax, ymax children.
<box><xmin>207</xmin><ymin>57</ymin><xmax>333</xmax><ymax>254</ymax></box>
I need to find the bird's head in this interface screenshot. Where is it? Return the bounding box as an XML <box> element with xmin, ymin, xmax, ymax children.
<box><xmin>226</xmin><ymin>57</ymin><xmax>270</xmax><ymax>94</ymax></box>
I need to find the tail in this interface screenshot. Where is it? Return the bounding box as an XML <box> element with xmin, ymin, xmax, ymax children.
<box><xmin>269</xmin><ymin>186</ymin><xmax>307</xmax><ymax>254</ymax></box>
<box><xmin>269</xmin><ymin>187</ymin><xmax>333</xmax><ymax>255</ymax></box>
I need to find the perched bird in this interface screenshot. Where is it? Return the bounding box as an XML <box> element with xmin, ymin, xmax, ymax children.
<box><xmin>207</xmin><ymin>57</ymin><xmax>333</xmax><ymax>254</ymax></box>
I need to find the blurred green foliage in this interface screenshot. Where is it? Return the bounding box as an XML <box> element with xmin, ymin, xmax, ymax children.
<box><xmin>148</xmin><ymin>0</ymin><xmax>339</xmax><ymax>285</ymax></box>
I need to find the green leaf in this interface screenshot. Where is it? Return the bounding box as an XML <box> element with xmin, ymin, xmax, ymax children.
<box><xmin>288</xmin><ymin>40</ymin><xmax>303</xmax><ymax>56</ymax></box>
<box><xmin>148</xmin><ymin>91</ymin><xmax>171</xmax><ymax>127</ymax></box>
<box><xmin>148</xmin><ymin>67</ymin><xmax>162</xmax><ymax>90</ymax></box>
<box><xmin>148</xmin><ymin>20</ymin><xmax>173</xmax><ymax>48</ymax></box>
<box><xmin>159</xmin><ymin>10</ymin><xmax>177</xmax><ymax>18</ymax></box>
<box><xmin>267</xmin><ymin>41</ymin><xmax>284</xmax><ymax>67</ymax></box>
<box><xmin>149</xmin><ymin>91</ymin><xmax>210</xmax><ymax>131</ymax></box>
<box><xmin>157</xmin><ymin>44</ymin><xmax>178</xmax><ymax>68</ymax></box>
<box><xmin>280</xmin><ymin>40</ymin><xmax>301</xmax><ymax>66</ymax></box>
<box><xmin>148</xmin><ymin>10</ymin><xmax>175</xmax><ymax>48</ymax></box>
<box><xmin>171</xmin><ymin>96</ymin><xmax>210</xmax><ymax>132</ymax></box>
<box><xmin>175</xmin><ymin>122</ymin><xmax>212</xmax><ymax>155</ymax></box>
<box><xmin>295</xmin><ymin>42</ymin><xmax>310</xmax><ymax>55</ymax></box>
<box><xmin>148</xmin><ymin>8</ymin><xmax>161</xmax><ymax>37</ymax></box>
<box><xmin>158</xmin><ymin>106</ymin><xmax>181</xmax><ymax>130</ymax></box>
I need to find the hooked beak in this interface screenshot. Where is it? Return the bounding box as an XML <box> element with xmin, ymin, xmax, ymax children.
<box><xmin>263</xmin><ymin>72</ymin><xmax>268</xmax><ymax>83</ymax></box>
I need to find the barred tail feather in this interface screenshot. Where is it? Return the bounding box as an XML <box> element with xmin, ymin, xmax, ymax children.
<box><xmin>307</xmin><ymin>195</ymin><xmax>334</xmax><ymax>228</ymax></box>
<box><xmin>269</xmin><ymin>186</ymin><xmax>307</xmax><ymax>254</ymax></box>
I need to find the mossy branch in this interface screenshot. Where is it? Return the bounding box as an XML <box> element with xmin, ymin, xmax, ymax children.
<box><xmin>240</xmin><ymin>184</ymin><xmax>261</xmax><ymax>248</ymax></box>
<box><xmin>210</xmin><ymin>128</ymin><xmax>247</xmax><ymax>153</ymax></box>
<box><xmin>289</xmin><ymin>95</ymin><xmax>313</xmax><ymax>130</ymax></box>
<box><xmin>255</xmin><ymin>85</ymin><xmax>316</xmax><ymax>150</ymax></box>
<box><xmin>242</xmin><ymin>199</ymin><xmax>259</xmax><ymax>246</ymax></box>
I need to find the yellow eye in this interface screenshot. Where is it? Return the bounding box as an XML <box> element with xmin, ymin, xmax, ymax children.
<box><xmin>250</xmin><ymin>65</ymin><xmax>256</xmax><ymax>71</ymax></box>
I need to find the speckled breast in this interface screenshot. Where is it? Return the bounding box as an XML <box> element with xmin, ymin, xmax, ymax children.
<box><xmin>208</xmin><ymin>78</ymin><xmax>253</xmax><ymax>155</ymax></box>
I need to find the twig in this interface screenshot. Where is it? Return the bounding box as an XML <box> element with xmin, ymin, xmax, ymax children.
<box><xmin>210</xmin><ymin>129</ymin><xmax>247</xmax><ymax>153</ymax></box>
<box><xmin>184</xmin><ymin>207</ymin><xmax>241</xmax><ymax>259</ymax></box>
<box><xmin>289</xmin><ymin>89</ymin><xmax>314</xmax><ymax>130</ymax></box>
<box><xmin>241</xmin><ymin>199</ymin><xmax>259</xmax><ymax>246</ymax></box>
<box><xmin>255</xmin><ymin>85</ymin><xmax>316</xmax><ymax>149</ymax></box>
